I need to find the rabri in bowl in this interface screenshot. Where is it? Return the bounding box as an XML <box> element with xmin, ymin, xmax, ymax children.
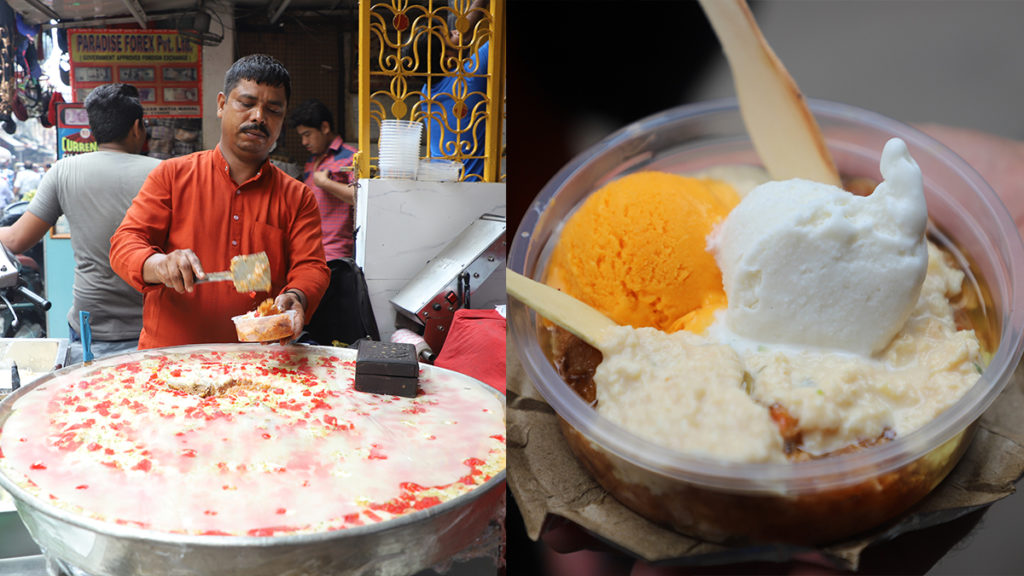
<box><xmin>508</xmin><ymin>98</ymin><xmax>1024</xmax><ymax>544</ymax></box>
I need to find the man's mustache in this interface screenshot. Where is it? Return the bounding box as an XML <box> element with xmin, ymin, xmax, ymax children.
<box><xmin>239</xmin><ymin>123</ymin><xmax>269</xmax><ymax>136</ymax></box>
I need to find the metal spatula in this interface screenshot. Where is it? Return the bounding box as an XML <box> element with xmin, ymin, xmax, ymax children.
<box><xmin>197</xmin><ymin>252</ymin><xmax>272</xmax><ymax>293</ymax></box>
<box><xmin>506</xmin><ymin>269</ymin><xmax>617</xmax><ymax>350</ymax></box>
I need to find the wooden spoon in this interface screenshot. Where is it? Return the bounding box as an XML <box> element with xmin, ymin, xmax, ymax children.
<box><xmin>698</xmin><ymin>0</ymin><xmax>841</xmax><ymax>187</ymax></box>
<box><xmin>506</xmin><ymin>270</ymin><xmax>616</xmax><ymax>349</ymax></box>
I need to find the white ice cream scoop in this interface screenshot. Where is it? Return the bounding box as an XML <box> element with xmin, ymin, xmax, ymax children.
<box><xmin>709</xmin><ymin>138</ymin><xmax>928</xmax><ymax>356</ymax></box>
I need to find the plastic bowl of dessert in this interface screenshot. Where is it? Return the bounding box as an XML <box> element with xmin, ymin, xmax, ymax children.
<box><xmin>507</xmin><ymin>98</ymin><xmax>1024</xmax><ymax>545</ymax></box>
<box><xmin>232</xmin><ymin>300</ymin><xmax>303</xmax><ymax>342</ymax></box>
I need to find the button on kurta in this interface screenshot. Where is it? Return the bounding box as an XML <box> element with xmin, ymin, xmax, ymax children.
<box><xmin>230</xmin><ymin>187</ymin><xmax>242</xmax><ymax>252</ymax></box>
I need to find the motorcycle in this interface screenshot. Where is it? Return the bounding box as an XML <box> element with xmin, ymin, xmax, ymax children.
<box><xmin>0</xmin><ymin>201</ymin><xmax>50</xmax><ymax>339</ymax></box>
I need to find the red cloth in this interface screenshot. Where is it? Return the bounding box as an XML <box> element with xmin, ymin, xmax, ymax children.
<box><xmin>433</xmin><ymin>308</ymin><xmax>506</xmax><ymax>395</ymax></box>
<box><xmin>110</xmin><ymin>146</ymin><xmax>330</xmax><ymax>349</ymax></box>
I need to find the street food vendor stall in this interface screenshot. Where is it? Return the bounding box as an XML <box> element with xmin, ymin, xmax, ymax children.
<box><xmin>0</xmin><ymin>1</ymin><xmax>507</xmax><ymax>574</ymax></box>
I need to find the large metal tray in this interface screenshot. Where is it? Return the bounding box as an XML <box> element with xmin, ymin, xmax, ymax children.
<box><xmin>0</xmin><ymin>344</ymin><xmax>506</xmax><ymax>576</ymax></box>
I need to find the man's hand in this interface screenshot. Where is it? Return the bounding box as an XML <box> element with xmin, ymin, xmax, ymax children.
<box><xmin>142</xmin><ymin>249</ymin><xmax>206</xmax><ymax>293</ymax></box>
<box><xmin>268</xmin><ymin>289</ymin><xmax>306</xmax><ymax>344</ymax></box>
<box><xmin>312</xmin><ymin>170</ymin><xmax>333</xmax><ymax>189</ymax></box>
<box><xmin>312</xmin><ymin>170</ymin><xmax>356</xmax><ymax>204</ymax></box>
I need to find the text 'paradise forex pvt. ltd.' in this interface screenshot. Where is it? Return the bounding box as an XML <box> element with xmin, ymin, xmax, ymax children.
<box><xmin>74</xmin><ymin>33</ymin><xmax>197</xmax><ymax>55</ymax></box>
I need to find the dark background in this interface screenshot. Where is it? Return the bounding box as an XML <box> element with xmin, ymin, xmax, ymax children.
<box><xmin>507</xmin><ymin>2</ymin><xmax>719</xmax><ymax>573</ymax></box>
<box><xmin>507</xmin><ymin>0</ymin><xmax>719</xmax><ymax>239</ymax></box>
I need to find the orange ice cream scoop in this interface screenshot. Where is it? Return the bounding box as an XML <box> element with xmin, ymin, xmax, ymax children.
<box><xmin>546</xmin><ymin>171</ymin><xmax>739</xmax><ymax>333</ymax></box>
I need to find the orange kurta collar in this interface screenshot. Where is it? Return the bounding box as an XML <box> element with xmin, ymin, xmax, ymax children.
<box><xmin>213</xmin><ymin>144</ymin><xmax>274</xmax><ymax>189</ymax></box>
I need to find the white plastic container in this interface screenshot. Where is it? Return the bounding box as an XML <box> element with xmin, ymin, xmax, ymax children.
<box><xmin>232</xmin><ymin>309</ymin><xmax>302</xmax><ymax>342</ymax></box>
<box><xmin>417</xmin><ymin>159</ymin><xmax>464</xmax><ymax>182</ymax></box>
<box><xmin>508</xmin><ymin>98</ymin><xmax>1024</xmax><ymax>544</ymax></box>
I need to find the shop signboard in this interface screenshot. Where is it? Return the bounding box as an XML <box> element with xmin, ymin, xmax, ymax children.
<box><xmin>55</xmin><ymin>102</ymin><xmax>95</xmax><ymax>160</ymax></box>
<box><xmin>67</xmin><ymin>29</ymin><xmax>202</xmax><ymax>118</ymax></box>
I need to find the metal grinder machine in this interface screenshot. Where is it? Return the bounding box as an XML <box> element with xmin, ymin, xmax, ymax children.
<box><xmin>390</xmin><ymin>213</ymin><xmax>506</xmax><ymax>355</ymax></box>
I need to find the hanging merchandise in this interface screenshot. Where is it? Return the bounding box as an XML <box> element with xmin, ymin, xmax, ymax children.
<box><xmin>56</xmin><ymin>28</ymin><xmax>69</xmax><ymax>86</ymax></box>
<box><xmin>13</xmin><ymin>14</ymin><xmax>40</xmax><ymax>80</ymax></box>
<box><xmin>16</xmin><ymin>76</ymin><xmax>44</xmax><ymax>118</ymax></box>
<box><xmin>0</xmin><ymin>3</ymin><xmax>16</xmax><ymax>134</ymax></box>
<box><xmin>37</xmin><ymin>88</ymin><xmax>52</xmax><ymax>127</ymax></box>
<box><xmin>46</xmin><ymin>90</ymin><xmax>63</xmax><ymax>128</ymax></box>
<box><xmin>58</xmin><ymin>54</ymin><xmax>69</xmax><ymax>86</ymax></box>
<box><xmin>38</xmin><ymin>22</ymin><xmax>50</xmax><ymax>63</ymax></box>
<box><xmin>9</xmin><ymin>88</ymin><xmax>25</xmax><ymax>121</ymax></box>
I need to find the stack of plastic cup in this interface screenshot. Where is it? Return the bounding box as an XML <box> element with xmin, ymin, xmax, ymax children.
<box><xmin>379</xmin><ymin>119</ymin><xmax>423</xmax><ymax>180</ymax></box>
<box><xmin>417</xmin><ymin>159</ymin><xmax>464</xmax><ymax>182</ymax></box>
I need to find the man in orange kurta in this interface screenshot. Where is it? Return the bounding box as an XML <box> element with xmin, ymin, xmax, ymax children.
<box><xmin>111</xmin><ymin>54</ymin><xmax>330</xmax><ymax>349</ymax></box>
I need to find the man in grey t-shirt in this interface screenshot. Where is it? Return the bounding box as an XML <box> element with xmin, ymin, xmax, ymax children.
<box><xmin>0</xmin><ymin>83</ymin><xmax>160</xmax><ymax>363</ymax></box>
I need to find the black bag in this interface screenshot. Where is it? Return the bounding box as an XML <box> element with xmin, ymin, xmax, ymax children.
<box><xmin>304</xmin><ymin>258</ymin><xmax>380</xmax><ymax>346</ymax></box>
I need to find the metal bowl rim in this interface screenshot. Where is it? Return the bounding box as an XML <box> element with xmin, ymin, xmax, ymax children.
<box><xmin>0</xmin><ymin>343</ymin><xmax>506</xmax><ymax>547</ymax></box>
